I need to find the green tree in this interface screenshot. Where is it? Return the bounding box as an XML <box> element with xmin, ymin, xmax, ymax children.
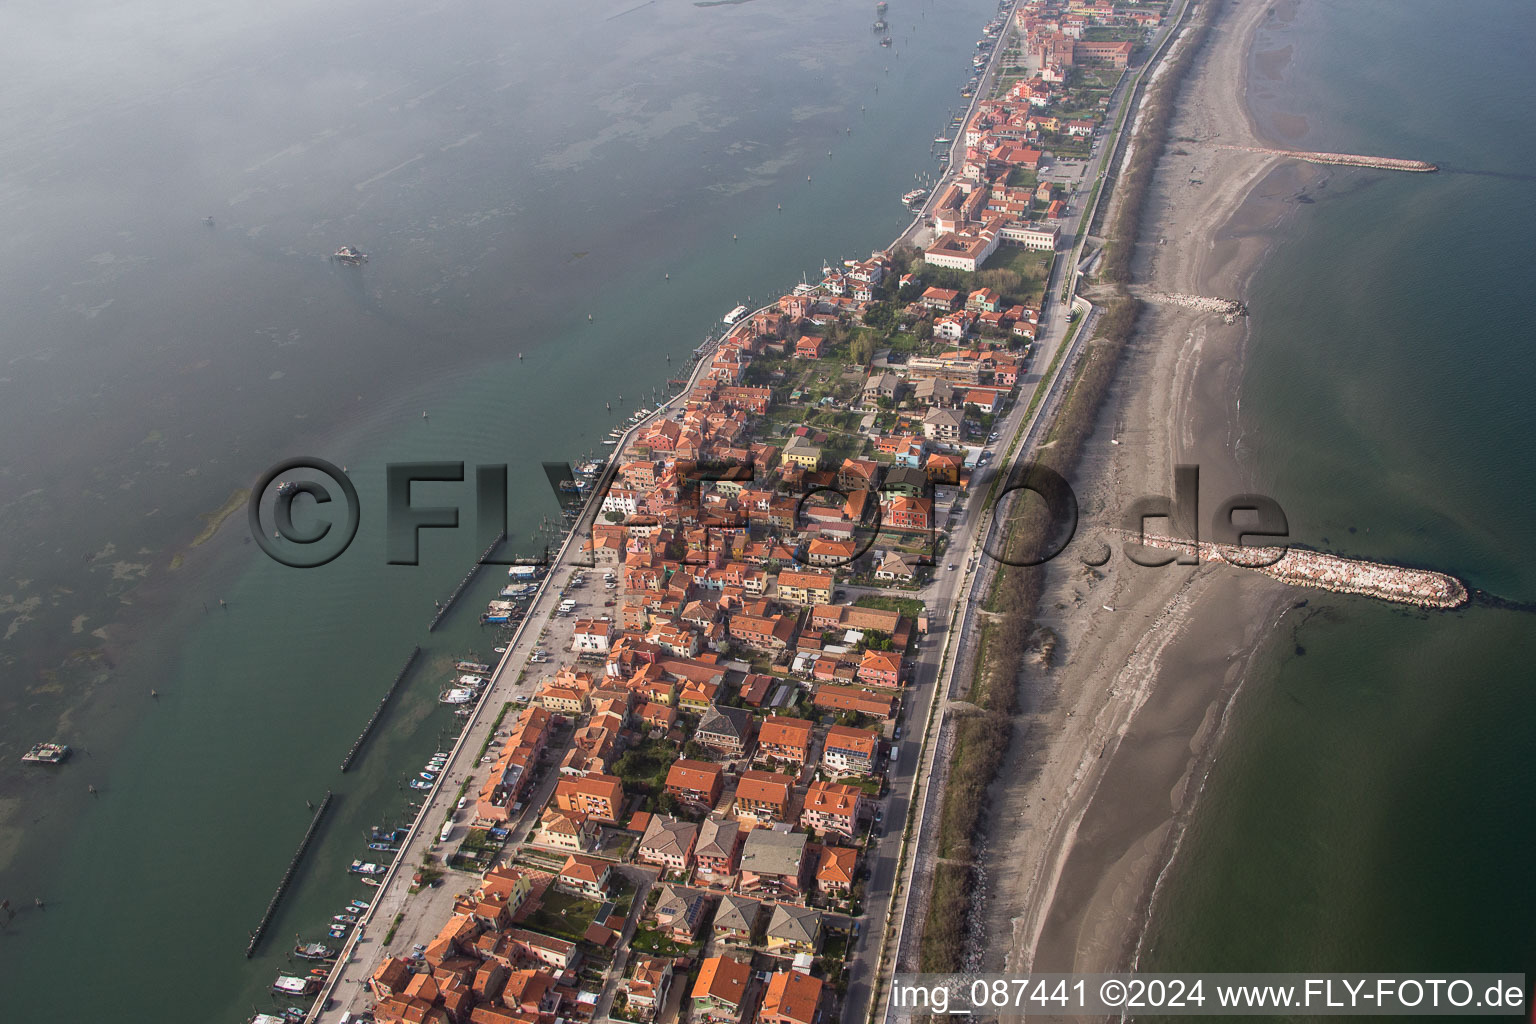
<box><xmin>863</xmin><ymin>302</ymin><xmax>896</xmax><ymax>330</ymax></box>
<box><xmin>849</xmin><ymin>333</ymin><xmax>876</xmax><ymax>365</ymax></box>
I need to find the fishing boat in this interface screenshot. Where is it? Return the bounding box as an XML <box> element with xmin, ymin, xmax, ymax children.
<box><xmin>272</xmin><ymin>976</ymin><xmax>319</xmax><ymax>997</ymax></box>
<box><xmin>361</xmin><ymin>877</ymin><xmax>382</xmax><ymax>887</ymax></box>
<box><xmin>368</xmin><ymin>842</ymin><xmax>399</xmax><ymax>852</ymax></box>
<box><xmin>294</xmin><ymin>941</ymin><xmax>335</xmax><ymax>960</ymax></box>
<box><xmin>455</xmin><ymin>660</ymin><xmax>492</xmax><ymax>674</ymax></box>
<box><xmin>369</xmin><ymin>826</ymin><xmax>405</xmax><ymax>843</ymax></box>
<box><xmin>348</xmin><ymin>859</ymin><xmax>385</xmax><ymax>875</ymax></box>
<box><xmin>20</xmin><ymin>742</ymin><xmax>70</xmax><ymax>765</ymax></box>
<box><xmin>409</xmin><ymin>779</ymin><xmax>432</xmax><ymax>790</ymax></box>
<box><xmin>351</xmin><ymin>899</ymin><xmax>370</xmax><ymax>909</ymax></box>
<box><xmin>332</xmin><ymin>246</ymin><xmax>368</xmax><ymax>265</ymax></box>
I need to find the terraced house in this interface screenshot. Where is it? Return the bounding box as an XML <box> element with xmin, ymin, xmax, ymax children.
<box><xmin>755</xmin><ymin>715</ymin><xmax>813</xmax><ymax>767</ymax></box>
<box><xmin>639</xmin><ymin>814</ymin><xmax>698</xmax><ymax>873</ymax></box>
<box><xmin>664</xmin><ymin>758</ymin><xmax>724</xmax><ymax>808</ymax></box>
<box><xmin>695</xmin><ymin>704</ymin><xmax>754</xmax><ymax>758</ymax></box>
<box><xmin>775</xmin><ymin>569</ymin><xmax>834</xmax><ymax>606</ymax></box>
<box><xmin>694</xmin><ymin>816</ymin><xmax>743</xmax><ymax>879</ymax></box>
<box><xmin>553</xmin><ymin>772</ymin><xmax>625</xmax><ymax>824</ymax></box>
<box><xmin>734</xmin><ymin>769</ymin><xmax>795</xmax><ymax>824</ymax></box>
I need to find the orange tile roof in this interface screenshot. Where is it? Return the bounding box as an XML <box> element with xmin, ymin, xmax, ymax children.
<box><xmin>735</xmin><ymin>770</ymin><xmax>794</xmax><ymax>807</ymax></box>
<box><xmin>761</xmin><ymin>970</ymin><xmax>823</xmax><ymax>1024</ymax></box>
<box><xmin>693</xmin><ymin>955</ymin><xmax>751</xmax><ymax>1005</ymax></box>
<box><xmin>665</xmin><ymin>759</ymin><xmax>723</xmax><ymax>793</ymax></box>
<box><xmin>817</xmin><ymin>845</ymin><xmax>858</xmax><ymax>886</ymax></box>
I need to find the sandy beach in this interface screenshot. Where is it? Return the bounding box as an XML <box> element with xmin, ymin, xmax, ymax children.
<box><xmin>971</xmin><ymin>0</ymin><xmax>1326</xmax><ymax>979</ymax></box>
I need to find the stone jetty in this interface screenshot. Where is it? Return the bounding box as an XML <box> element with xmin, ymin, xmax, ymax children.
<box><xmin>1219</xmin><ymin>144</ymin><xmax>1438</xmax><ymax>173</ymax></box>
<box><xmin>1124</xmin><ymin>532</ymin><xmax>1468</xmax><ymax>609</ymax></box>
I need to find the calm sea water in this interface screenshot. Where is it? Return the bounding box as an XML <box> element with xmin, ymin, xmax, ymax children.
<box><xmin>1141</xmin><ymin>0</ymin><xmax>1536</xmax><ymax>980</ymax></box>
<box><xmin>0</xmin><ymin>0</ymin><xmax>998</xmax><ymax>1018</ymax></box>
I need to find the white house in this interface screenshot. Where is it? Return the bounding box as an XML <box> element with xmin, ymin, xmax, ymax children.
<box><xmin>570</xmin><ymin>619</ymin><xmax>612</xmax><ymax>654</ymax></box>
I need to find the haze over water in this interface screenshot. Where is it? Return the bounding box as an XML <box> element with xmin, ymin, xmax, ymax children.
<box><xmin>0</xmin><ymin>0</ymin><xmax>997</xmax><ymax>1017</ymax></box>
<box><xmin>1140</xmin><ymin>0</ymin><xmax>1536</xmax><ymax>977</ymax></box>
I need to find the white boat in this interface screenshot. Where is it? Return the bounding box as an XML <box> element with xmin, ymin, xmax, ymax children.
<box><xmin>439</xmin><ymin>688</ymin><xmax>475</xmax><ymax>705</ymax></box>
<box><xmin>722</xmin><ymin>304</ymin><xmax>748</xmax><ymax>325</ymax></box>
<box><xmin>273</xmin><ymin>976</ymin><xmax>318</xmax><ymax>996</ymax></box>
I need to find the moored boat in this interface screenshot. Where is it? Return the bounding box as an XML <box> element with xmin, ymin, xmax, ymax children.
<box><xmin>20</xmin><ymin>742</ymin><xmax>70</xmax><ymax>765</ymax></box>
<box><xmin>272</xmin><ymin>975</ymin><xmax>319</xmax><ymax>996</ymax></box>
<box><xmin>293</xmin><ymin>941</ymin><xmax>335</xmax><ymax>960</ymax></box>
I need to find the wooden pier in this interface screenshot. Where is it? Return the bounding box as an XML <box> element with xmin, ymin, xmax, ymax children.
<box><xmin>246</xmin><ymin>790</ymin><xmax>332</xmax><ymax>958</ymax></box>
<box><xmin>428</xmin><ymin>531</ymin><xmax>506</xmax><ymax>632</ymax></box>
<box><xmin>338</xmin><ymin>646</ymin><xmax>422</xmax><ymax>773</ymax></box>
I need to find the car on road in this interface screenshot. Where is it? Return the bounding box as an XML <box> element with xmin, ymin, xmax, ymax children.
<box><xmin>515</xmin><ymin>694</ymin><xmax>530</xmax><ymax>704</ymax></box>
<box><xmin>947</xmin><ymin>564</ymin><xmax>957</xmax><ymax>571</ymax></box>
<box><xmin>604</xmin><ymin>600</ymin><xmax>615</xmax><ymax>607</ymax></box>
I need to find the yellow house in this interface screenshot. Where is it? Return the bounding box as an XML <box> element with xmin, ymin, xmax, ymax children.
<box><xmin>782</xmin><ymin>437</ymin><xmax>822</xmax><ymax>469</ymax></box>
<box><xmin>776</xmin><ymin>569</ymin><xmax>834</xmax><ymax>606</ymax></box>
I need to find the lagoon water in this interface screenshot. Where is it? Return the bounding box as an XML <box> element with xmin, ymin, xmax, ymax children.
<box><xmin>0</xmin><ymin>0</ymin><xmax>999</xmax><ymax>1017</ymax></box>
<box><xmin>1139</xmin><ymin>0</ymin><xmax>1536</xmax><ymax>978</ymax></box>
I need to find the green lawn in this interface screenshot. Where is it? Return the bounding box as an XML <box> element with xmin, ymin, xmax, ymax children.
<box><xmin>854</xmin><ymin>595</ymin><xmax>926</xmax><ymax>620</ymax></box>
<box><xmin>630</xmin><ymin>923</ymin><xmax>693</xmax><ymax>957</ymax></box>
<box><xmin>523</xmin><ymin>888</ymin><xmax>601</xmax><ymax>942</ymax></box>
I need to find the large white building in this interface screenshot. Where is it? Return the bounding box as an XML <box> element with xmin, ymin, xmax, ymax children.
<box><xmin>922</xmin><ymin>223</ymin><xmax>1002</xmax><ymax>272</ymax></box>
<box><xmin>998</xmin><ymin>221</ymin><xmax>1060</xmax><ymax>252</ymax></box>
